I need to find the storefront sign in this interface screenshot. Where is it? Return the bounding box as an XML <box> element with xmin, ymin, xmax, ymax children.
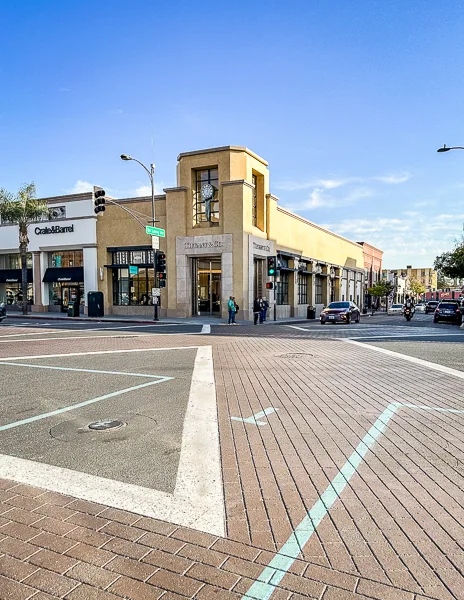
<box><xmin>184</xmin><ymin>241</ymin><xmax>224</xmax><ymax>251</ymax></box>
<box><xmin>34</xmin><ymin>224</ymin><xmax>74</xmax><ymax>235</ymax></box>
<box><xmin>129</xmin><ymin>266</ymin><xmax>139</xmax><ymax>275</ymax></box>
<box><xmin>177</xmin><ymin>234</ymin><xmax>233</xmax><ymax>255</ymax></box>
<box><xmin>57</xmin><ymin>277</ymin><xmax>72</xmax><ymax>282</ymax></box>
<box><xmin>253</xmin><ymin>241</ymin><xmax>271</xmax><ymax>253</ymax></box>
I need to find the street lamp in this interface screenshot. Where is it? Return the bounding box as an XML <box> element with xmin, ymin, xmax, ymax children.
<box><xmin>437</xmin><ymin>144</ymin><xmax>464</xmax><ymax>153</ymax></box>
<box><xmin>120</xmin><ymin>153</ymin><xmax>159</xmax><ymax>321</ymax></box>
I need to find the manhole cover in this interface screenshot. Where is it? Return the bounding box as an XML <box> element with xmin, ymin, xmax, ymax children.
<box><xmin>275</xmin><ymin>352</ymin><xmax>313</xmax><ymax>359</ymax></box>
<box><xmin>87</xmin><ymin>419</ymin><xmax>126</xmax><ymax>431</ymax></box>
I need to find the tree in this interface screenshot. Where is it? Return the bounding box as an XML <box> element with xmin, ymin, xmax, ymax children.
<box><xmin>408</xmin><ymin>278</ymin><xmax>425</xmax><ymax>299</ymax></box>
<box><xmin>367</xmin><ymin>280</ymin><xmax>394</xmax><ymax>310</ymax></box>
<box><xmin>0</xmin><ymin>183</ymin><xmax>49</xmax><ymax>314</ymax></box>
<box><xmin>434</xmin><ymin>238</ymin><xmax>464</xmax><ymax>280</ymax></box>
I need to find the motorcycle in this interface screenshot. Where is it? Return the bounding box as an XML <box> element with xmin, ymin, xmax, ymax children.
<box><xmin>404</xmin><ymin>306</ymin><xmax>413</xmax><ymax>321</ymax></box>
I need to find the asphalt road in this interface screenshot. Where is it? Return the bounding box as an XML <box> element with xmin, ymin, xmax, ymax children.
<box><xmin>0</xmin><ymin>319</ymin><xmax>205</xmax><ymax>338</ymax></box>
<box><xmin>0</xmin><ymin>347</ymin><xmax>197</xmax><ymax>493</ymax></box>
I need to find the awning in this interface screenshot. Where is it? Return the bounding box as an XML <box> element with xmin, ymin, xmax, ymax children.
<box><xmin>0</xmin><ymin>269</ymin><xmax>33</xmax><ymax>284</ymax></box>
<box><xmin>42</xmin><ymin>267</ymin><xmax>84</xmax><ymax>283</ymax></box>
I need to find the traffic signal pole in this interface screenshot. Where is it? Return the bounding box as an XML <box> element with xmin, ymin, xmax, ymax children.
<box><xmin>150</xmin><ymin>162</ymin><xmax>159</xmax><ymax>322</ymax></box>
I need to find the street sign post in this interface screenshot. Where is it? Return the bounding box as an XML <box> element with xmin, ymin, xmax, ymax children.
<box><xmin>151</xmin><ymin>236</ymin><xmax>160</xmax><ymax>250</ymax></box>
<box><xmin>146</xmin><ymin>225</ymin><xmax>165</xmax><ymax>237</ymax></box>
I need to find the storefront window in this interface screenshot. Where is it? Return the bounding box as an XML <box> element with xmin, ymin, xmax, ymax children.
<box><xmin>298</xmin><ymin>273</ymin><xmax>308</xmax><ymax>304</ymax></box>
<box><xmin>315</xmin><ymin>275</ymin><xmax>323</xmax><ymax>304</ymax></box>
<box><xmin>1</xmin><ymin>253</ymin><xmax>33</xmax><ymax>269</ymax></box>
<box><xmin>252</xmin><ymin>174</ymin><xmax>258</xmax><ymax>227</ymax></box>
<box><xmin>276</xmin><ymin>271</ymin><xmax>289</xmax><ymax>305</ymax></box>
<box><xmin>49</xmin><ymin>282</ymin><xmax>84</xmax><ymax>306</ymax></box>
<box><xmin>194</xmin><ymin>168</ymin><xmax>219</xmax><ymax>224</ymax></box>
<box><xmin>2</xmin><ymin>284</ymin><xmax>33</xmax><ymax>306</ymax></box>
<box><xmin>50</xmin><ymin>250</ymin><xmax>83</xmax><ymax>268</ymax></box>
<box><xmin>112</xmin><ymin>267</ymin><xmax>154</xmax><ymax>305</ymax></box>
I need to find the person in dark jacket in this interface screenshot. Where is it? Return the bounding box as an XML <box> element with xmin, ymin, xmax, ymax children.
<box><xmin>253</xmin><ymin>297</ymin><xmax>263</xmax><ymax>325</ymax></box>
<box><xmin>261</xmin><ymin>297</ymin><xmax>269</xmax><ymax>323</ymax></box>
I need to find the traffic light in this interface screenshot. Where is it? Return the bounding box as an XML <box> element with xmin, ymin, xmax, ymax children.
<box><xmin>156</xmin><ymin>251</ymin><xmax>166</xmax><ymax>274</ymax></box>
<box><xmin>93</xmin><ymin>186</ymin><xmax>106</xmax><ymax>214</ymax></box>
<box><xmin>267</xmin><ymin>256</ymin><xmax>277</xmax><ymax>277</ymax></box>
<box><xmin>266</xmin><ymin>282</ymin><xmax>274</xmax><ymax>290</ymax></box>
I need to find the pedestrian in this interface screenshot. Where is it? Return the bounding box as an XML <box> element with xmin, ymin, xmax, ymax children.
<box><xmin>261</xmin><ymin>297</ymin><xmax>269</xmax><ymax>323</ymax></box>
<box><xmin>253</xmin><ymin>296</ymin><xmax>263</xmax><ymax>325</ymax></box>
<box><xmin>227</xmin><ymin>295</ymin><xmax>237</xmax><ymax>325</ymax></box>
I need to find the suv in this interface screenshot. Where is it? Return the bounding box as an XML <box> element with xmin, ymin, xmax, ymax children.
<box><xmin>433</xmin><ymin>301</ymin><xmax>462</xmax><ymax>325</ymax></box>
<box><xmin>425</xmin><ymin>300</ymin><xmax>439</xmax><ymax>314</ymax></box>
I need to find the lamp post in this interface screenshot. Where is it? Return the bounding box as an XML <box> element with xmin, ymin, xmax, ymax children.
<box><xmin>437</xmin><ymin>144</ymin><xmax>464</xmax><ymax>153</ymax></box>
<box><xmin>120</xmin><ymin>154</ymin><xmax>159</xmax><ymax>321</ymax></box>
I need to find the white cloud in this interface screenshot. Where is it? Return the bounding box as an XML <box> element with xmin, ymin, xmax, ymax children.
<box><xmin>276</xmin><ymin>171</ymin><xmax>411</xmax><ymax>192</ymax></box>
<box><xmin>135</xmin><ymin>183</ymin><xmax>163</xmax><ymax>197</ymax></box>
<box><xmin>109</xmin><ymin>108</ymin><xmax>123</xmax><ymax>115</ymax></box>
<box><xmin>374</xmin><ymin>172</ymin><xmax>411</xmax><ymax>185</ymax></box>
<box><xmin>283</xmin><ymin>186</ymin><xmax>375</xmax><ymax>211</ymax></box>
<box><xmin>66</xmin><ymin>180</ymin><xmax>93</xmax><ymax>194</ymax></box>
<box><xmin>321</xmin><ymin>213</ymin><xmax>464</xmax><ymax>267</ymax></box>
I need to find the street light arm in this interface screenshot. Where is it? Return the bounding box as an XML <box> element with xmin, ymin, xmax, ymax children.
<box><xmin>437</xmin><ymin>145</ymin><xmax>464</xmax><ymax>153</ymax></box>
<box><xmin>125</xmin><ymin>156</ymin><xmax>153</xmax><ymax>181</ymax></box>
<box><xmin>105</xmin><ymin>199</ymin><xmax>147</xmax><ymax>228</ymax></box>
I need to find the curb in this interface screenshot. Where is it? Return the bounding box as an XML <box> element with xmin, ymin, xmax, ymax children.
<box><xmin>4</xmin><ymin>314</ymin><xmax>173</xmax><ymax>325</ymax></box>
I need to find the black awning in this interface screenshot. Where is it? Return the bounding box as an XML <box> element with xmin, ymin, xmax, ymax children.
<box><xmin>43</xmin><ymin>267</ymin><xmax>84</xmax><ymax>283</ymax></box>
<box><xmin>0</xmin><ymin>269</ymin><xmax>33</xmax><ymax>284</ymax></box>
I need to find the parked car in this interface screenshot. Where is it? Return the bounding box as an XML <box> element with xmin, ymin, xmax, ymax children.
<box><xmin>0</xmin><ymin>303</ymin><xmax>6</xmax><ymax>323</ymax></box>
<box><xmin>415</xmin><ymin>302</ymin><xmax>426</xmax><ymax>313</ymax></box>
<box><xmin>425</xmin><ymin>301</ymin><xmax>439</xmax><ymax>314</ymax></box>
<box><xmin>388</xmin><ymin>304</ymin><xmax>404</xmax><ymax>315</ymax></box>
<box><xmin>320</xmin><ymin>301</ymin><xmax>360</xmax><ymax>324</ymax></box>
<box><xmin>433</xmin><ymin>301</ymin><xmax>462</xmax><ymax>325</ymax></box>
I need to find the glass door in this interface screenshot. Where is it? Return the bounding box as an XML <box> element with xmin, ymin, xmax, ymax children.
<box><xmin>196</xmin><ymin>258</ymin><xmax>221</xmax><ymax>316</ymax></box>
<box><xmin>61</xmin><ymin>286</ymin><xmax>80</xmax><ymax>312</ymax></box>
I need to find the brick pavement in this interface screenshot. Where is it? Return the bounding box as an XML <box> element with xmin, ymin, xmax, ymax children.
<box><xmin>0</xmin><ymin>325</ymin><xmax>463</xmax><ymax>599</ymax></box>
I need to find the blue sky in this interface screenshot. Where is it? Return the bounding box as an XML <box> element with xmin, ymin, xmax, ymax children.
<box><xmin>1</xmin><ymin>1</ymin><xmax>463</xmax><ymax>268</ymax></box>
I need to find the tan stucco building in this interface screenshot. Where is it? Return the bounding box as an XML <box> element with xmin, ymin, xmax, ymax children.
<box><xmin>0</xmin><ymin>146</ymin><xmax>370</xmax><ymax>321</ymax></box>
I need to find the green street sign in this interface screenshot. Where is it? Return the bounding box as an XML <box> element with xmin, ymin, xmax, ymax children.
<box><xmin>146</xmin><ymin>225</ymin><xmax>165</xmax><ymax>237</ymax></box>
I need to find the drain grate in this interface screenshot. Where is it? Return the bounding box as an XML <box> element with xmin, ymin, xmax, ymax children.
<box><xmin>275</xmin><ymin>352</ymin><xmax>313</xmax><ymax>359</ymax></box>
<box><xmin>87</xmin><ymin>419</ymin><xmax>126</xmax><ymax>431</ymax></box>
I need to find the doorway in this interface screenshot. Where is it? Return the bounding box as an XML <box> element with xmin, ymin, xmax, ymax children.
<box><xmin>194</xmin><ymin>258</ymin><xmax>221</xmax><ymax>316</ymax></box>
<box><xmin>61</xmin><ymin>286</ymin><xmax>80</xmax><ymax>312</ymax></box>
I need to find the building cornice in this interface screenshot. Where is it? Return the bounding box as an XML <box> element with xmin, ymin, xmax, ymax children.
<box><xmin>163</xmin><ymin>187</ymin><xmax>188</xmax><ymax>193</ymax></box>
<box><xmin>177</xmin><ymin>146</ymin><xmax>268</xmax><ymax>167</ymax></box>
<box><xmin>221</xmin><ymin>180</ymin><xmax>255</xmax><ymax>189</ymax></box>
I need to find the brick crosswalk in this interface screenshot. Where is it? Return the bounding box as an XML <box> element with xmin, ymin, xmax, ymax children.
<box><xmin>0</xmin><ymin>326</ymin><xmax>463</xmax><ymax>599</ymax></box>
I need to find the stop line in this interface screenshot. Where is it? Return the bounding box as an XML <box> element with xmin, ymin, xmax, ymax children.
<box><xmin>286</xmin><ymin>324</ymin><xmax>463</xmax><ymax>339</ymax></box>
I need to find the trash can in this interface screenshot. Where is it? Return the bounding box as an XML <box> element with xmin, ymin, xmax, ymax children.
<box><xmin>307</xmin><ymin>305</ymin><xmax>316</xmax><ymax>319</ymax></box>
<box><xmin>88</xmin><ymin>292</ymin><xmax>104</xmax><ymax>318</ymax></box>
<box><xmin>67</xmin><ymin>302</ymin><xmax>79</xmax><ymax>317</ymax></box>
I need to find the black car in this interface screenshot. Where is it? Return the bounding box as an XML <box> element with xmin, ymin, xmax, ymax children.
<box><xmin>433</xmin><ymin>301</ymin><xmax>462</xmax><ymax>325</ymax></box>
<box><xmin>0</xmin><ymin>303</ymin><xmax>5</xmax><ymax>323</ymax></box>
<box><xmin>425</xmin><ymin>301</ymin><xmax>439</xmax><ymax>314</ymax></box>
<box><xmin>320</xmin><ymin>301</ymin><xmax>361</xmax><ymax>324</ymax></box>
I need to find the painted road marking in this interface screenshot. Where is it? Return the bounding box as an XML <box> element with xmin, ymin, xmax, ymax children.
<box><xmin>0</xmin><ymin>378</ymin><xmax>171</xmax><ymax>433</ymax></box>
<box><xmin>231</xmin><ymin>407</ymin><xmax>278</xmax><ymax>426</ymax></box>
<box><xmin>0</xmin><ymin>362</ymin><xmax>169</xmax><ymax>379</ymax></box>
<box><xmin>0</xmin><ymin>346</ymin><xmax>201</xmax><ymax>362</ymax></box>
<box><xmin>243</xmin><ymin>402</ymin><xmax>464</xmax><ymax>600</ymax></box>
<box><xmin>201</xmin><ymin>324</ymin><xmax>211</xmax><ymax>334</ymax></box>
<box><xmin>0</xmin><ymin>345</ymin><xmax>224</xmax><ymax>536</ymax></box>
<box><xmin>343</xmin><ymin>338</ymin><xmax>464</xmax><ymax>381</ymax></box>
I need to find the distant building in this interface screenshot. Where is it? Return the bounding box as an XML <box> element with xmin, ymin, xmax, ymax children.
<box><xmin>382</xmin><ymin>270</ymin><xmax>408</xmax><ymax>304</ymax></box>
<box><xmin>382</xmin><ymin>265</ymin><xmax>438</xmax><ymax>295</ymax></box>
<box><xmin>357</xmin><ymin>242</ymin><xmax>383</xmax><ymax>309</ymax></box>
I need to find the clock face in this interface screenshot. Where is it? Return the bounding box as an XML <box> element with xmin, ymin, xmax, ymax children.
<box><xmin>201</xmin><ymin>183</ymin><xmax>214</xmax><ymax>200</ymax></box>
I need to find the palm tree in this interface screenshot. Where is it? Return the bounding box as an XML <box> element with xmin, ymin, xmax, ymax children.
<box><xmin>0</xmin><ymin>183</ymin><xmax>49</xmax><ymax>314</ymax></box>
